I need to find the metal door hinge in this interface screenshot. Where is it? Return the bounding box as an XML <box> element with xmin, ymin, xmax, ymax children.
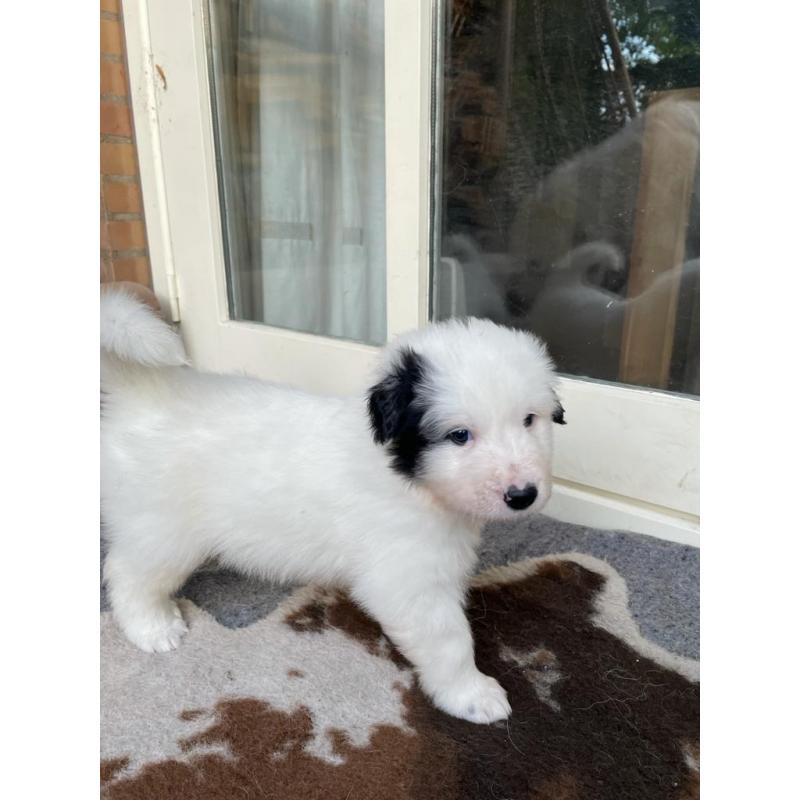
<box><xmin>165</xmin><ymin>272</ymin><xmax>181</xmax><ymax>322</ymax></box>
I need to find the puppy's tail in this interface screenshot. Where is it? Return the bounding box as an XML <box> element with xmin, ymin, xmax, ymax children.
<box><xmin>100</xmin><ymin>289</ymin><xmax>188</xmax><ymax>368</ymax></box>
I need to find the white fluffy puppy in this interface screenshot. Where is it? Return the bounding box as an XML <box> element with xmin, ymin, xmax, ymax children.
<box><xmin>101</xmin><ymin>290</ymin><xmax>565</xmax><ymax>724</ymax></box>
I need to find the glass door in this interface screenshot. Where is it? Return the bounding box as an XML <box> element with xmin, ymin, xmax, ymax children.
<box><xmin>123</xmin><ymin>0</ymin><xmax>433</xmax><ymax>394</ymax></box>
<box><xmin>123</xmin><ymin>0</ymin><xmax>698</xmax><ymax>542</ymax></box>
<box><xmin>432</xmin><ymin>0</ymin><xmax>699</xmax><ymax>395</ymax></box>
<box><xmin>430</xmin><ymin>0</ymin><xmax>699</xmax><ymax>540</ymax></box>
<box><xmin>207</xmin><ymin>0</ymin><xmax>388</xmax><ymax>347</ymax></box>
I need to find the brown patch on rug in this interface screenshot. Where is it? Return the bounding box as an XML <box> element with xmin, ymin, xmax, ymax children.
<box><xmin>100</xmin><ymin>758</ymin><xmax>130</xmax><ymax>785</ymax></box>
<box><xmin>177</xmin><ymin>709</ymin><xmax>205</xmax><ymax>723</ymax></box>
<box><xmin>101</xmin><ymin>556</ymin><xmax>699</xmax><ymax>799</ymax></box>
<box><xmin>103</xmin><ymin>693</ymin><xmax>457</xmax><ymax>800</ymax></box>
<box><xmin>290</xmin><ymin>587</ymin><xmax>412</xmax><ymax>669</ymax></box>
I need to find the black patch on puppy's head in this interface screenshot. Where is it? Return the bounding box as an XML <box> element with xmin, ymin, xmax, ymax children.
<box><xmin>367</xmin><ymin>348</ymin><xmax>431</xmax><ymax>479</ymax></box>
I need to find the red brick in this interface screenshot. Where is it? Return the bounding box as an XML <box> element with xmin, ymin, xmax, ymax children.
<box><xmin>100</xmin><ymin>19</ymin><xmax>124</xmax><ymax>55</ymax></box>
<box><xmin>101</xmin><ymin>256</ymin><xmax>115</xmax><ymax>283</ymax></box>
<box><xmin>101</xmin><ymin>142</ymin><xmax>137</xmax><ymax>176</ymax></box>
<box><xmin>101</xmin><ymin>59</ymin><xmax>128</xmax><ymax>97</ymax></box>
<box><xmin>112</xmin><ymin>257</ymin><xmax>152</xmax><ymax>287</ymax></box>
<box><xmin>108</xmin><ymin>219</ymin><xmax>147</xmax><ymax>250</ymax></box>
<box><xmin>101</xmin><ymin>101</ymin><xmax>132</xmax><ymax>137</ymax></box>
<box><xmin>103</xmin><ymin>180</ymin><xmax>142</xmax><ymax>214</ymax></box>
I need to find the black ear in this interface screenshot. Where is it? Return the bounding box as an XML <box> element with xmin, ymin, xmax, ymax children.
<box><xmin>552</xmin><ymin>395</ymin><xmax>566</xmax><ymax>425</ymax></box>
<box><xmin>367</xmin><ymin>349</ymin><xmax>426</xmax><ymax>444</ymax></box>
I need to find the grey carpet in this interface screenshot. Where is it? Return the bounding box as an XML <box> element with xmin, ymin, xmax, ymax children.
<box><xmin>479</xmin><ymin>515</ymin><xmax>699</xmax><ymax>660</ymax></box>
<box><xmin>100</xmin><ymin>513</ymin><xmax>699</xmax><ymax>660</ymax></box>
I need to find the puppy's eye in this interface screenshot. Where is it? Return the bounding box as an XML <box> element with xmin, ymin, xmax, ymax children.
<box><xmin>446</xmin><ymin>429</ymin><xmax>472</xmax><ymax>446</ymax></box>
<box><xmin>524</xmin><ymin>414</ymin><xmax>535</xmax><ymax>428</ymax></box>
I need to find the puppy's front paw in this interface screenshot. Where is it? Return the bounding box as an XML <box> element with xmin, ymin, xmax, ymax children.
<box><xmin>434</xmin><ymin>672</ymin><xmax>511</xmax><ymax>724</ymax></box>
<box><xmin>120</xmin><ymin>602</ymin><xmax>188</xmax><ymax>653</ymax></box>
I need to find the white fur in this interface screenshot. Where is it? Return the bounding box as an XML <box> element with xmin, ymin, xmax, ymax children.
<box><xmin>101</xmin><ymin>292</ymin><xmax>562</xmax><ymax>724</ymax></box>
<box><xmin>100</xmin><ymin>288</ymin><xmax>187</xmax><ymax>367</ymax></box>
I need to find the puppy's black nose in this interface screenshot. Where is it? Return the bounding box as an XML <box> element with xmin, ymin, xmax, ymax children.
<box><xmin>504</xmin><ymin>483</ymin><xmax>538</xmax><ymax>510</ymax></box>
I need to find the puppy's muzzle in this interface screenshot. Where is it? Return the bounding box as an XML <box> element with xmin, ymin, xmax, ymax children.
<box><xmin>503</xmin><ymin>483</ymin><xmax>538</xmax><ymax>511</ymax></box>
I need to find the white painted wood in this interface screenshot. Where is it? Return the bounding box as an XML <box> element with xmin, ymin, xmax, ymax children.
<box><xmin>554</xmin><ymin>377</ymin><xmax>699</xmax><ymax>516</ymax></box>
<box><xmin>121</xmin><ymin>0</ymin><xmax>181</xmax><ymax>321</ymax></box>
<box><xmin>385</xmin><ymin>0</ymin><xmax>434</xmax><ymax>335</ymax></box>
<box><xmin>546</xmin><ymin>480</ymin><xmax>700</xmax><ymax>548</ymax></box>
<box><xmin>123</xmin><ymin>0</ymin><xmax>700</xmax><ymax>537</ymax></box>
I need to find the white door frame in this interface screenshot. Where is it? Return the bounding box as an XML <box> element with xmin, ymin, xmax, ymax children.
<box><xmin>122</xmin><ymin>0</ymin><xmax>699</xmax><ymax>546</ymax></box>
<box><xmin>122</xmin><ymin>0</ymin><xmax>430</xmax><ymax>392</ymax></box>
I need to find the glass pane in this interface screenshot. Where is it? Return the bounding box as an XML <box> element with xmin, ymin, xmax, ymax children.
<box><xmin>206</xmin><ymin>0</ymin><xmax>387</xmax><ymax>346</ymax></box>
<box><xmin>432</xmin><ymin>0</ymin><xmax>700</xmax><ymax>395</ymax></box>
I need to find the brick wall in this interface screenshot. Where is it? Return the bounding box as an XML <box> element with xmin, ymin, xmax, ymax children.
<box><xmin>100</xmin><ymin>0</ymin><xmax>152</xmax><ymax>288</ymax></box>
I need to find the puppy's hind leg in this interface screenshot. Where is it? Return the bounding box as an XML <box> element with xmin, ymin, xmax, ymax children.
<box><xmin>103</xmin><ymin>542</ymin><xmax>201</xmax><ymax>653</ymax></box>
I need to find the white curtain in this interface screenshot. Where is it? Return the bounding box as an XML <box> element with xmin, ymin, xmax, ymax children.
<box><xmin>212</xmin><ymin>0</ymin><xmax>386</xmax><ymax>346</ymax></box>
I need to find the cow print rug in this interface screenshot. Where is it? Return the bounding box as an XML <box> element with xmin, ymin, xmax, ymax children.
<box><xmin>101</xmin><ymin>549</ymin><xmax>699</xmax><ymax>799</ymax></box>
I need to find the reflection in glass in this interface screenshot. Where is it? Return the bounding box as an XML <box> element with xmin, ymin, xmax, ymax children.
<box><xmin>433</xmin><ymin>0</ymin><xmax>699</xmax><ymax>394</ymax></box>
<box><xmin>207</xmin><ymin>0</ymin><xmax>387</xmax><ymax>345</ymax></box>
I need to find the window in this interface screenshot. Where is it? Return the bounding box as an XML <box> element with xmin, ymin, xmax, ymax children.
<box><xmin>207</xmin><ymin>0</ymin><xmax>387</xmax><ymax>346</ymax></box>
<box><xmin>432</xmin><ymin>0</ymin><xmax>700</xmax><ymax>394</ymax></box>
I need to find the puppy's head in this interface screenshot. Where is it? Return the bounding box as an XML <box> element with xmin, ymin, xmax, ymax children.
<box><xmin>367</xmin><ymin>318</ymin><xmax>565</xmax><ymax>520</ymax></box>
